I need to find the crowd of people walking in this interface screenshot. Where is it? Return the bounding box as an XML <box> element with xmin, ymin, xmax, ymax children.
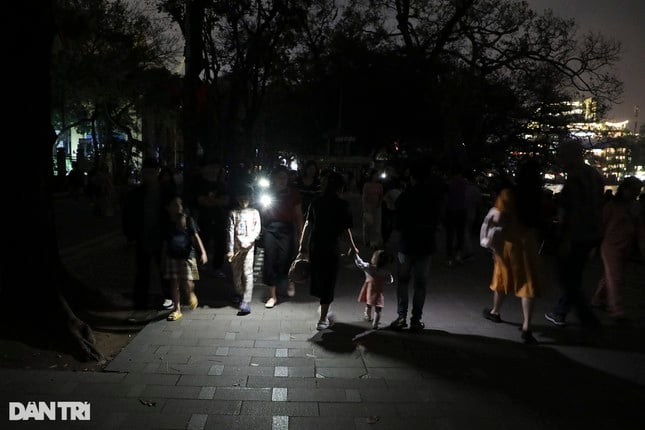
<box><xmin>117</xmin><ymin>142</ymin><xmax>644</xmax><ymax>344</ymax></box>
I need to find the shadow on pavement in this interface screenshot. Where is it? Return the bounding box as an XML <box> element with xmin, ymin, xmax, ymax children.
<box><xmin>310</xmin><ymin>322</ymin><xmax>645</xmax><ymax>429</ymax></box>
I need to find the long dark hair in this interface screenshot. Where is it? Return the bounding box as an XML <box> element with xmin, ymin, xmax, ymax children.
<box><xmin>515</xmin><ymin>160</ymin><xmax>543</xmax><ymax>229</ymax></box>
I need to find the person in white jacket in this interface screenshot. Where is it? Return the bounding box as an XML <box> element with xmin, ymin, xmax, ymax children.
<box><xmin>227</xmin><ymin>185</ymin><xmax>262</xmax><ymax>315</ymax></box>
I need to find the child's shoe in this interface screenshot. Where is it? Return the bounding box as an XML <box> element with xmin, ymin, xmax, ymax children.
<box><xmin>363</xmin><ymin>307</ymin><xmax>373</xmax><ymax>322</ymax></box>
<box><xmin>188</xmin><ymin>293</ymin><xmax>199</xmax><ymax>310</ymax></box>
<box><xmin>167</xmin><ymin>311</ymin><xmax>183</xmax><ymax>321</ymax></box>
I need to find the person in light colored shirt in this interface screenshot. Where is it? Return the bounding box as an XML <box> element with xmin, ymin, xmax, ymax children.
<box><xmin>227</xmin><ymin>185</ymin><xmax>262</xmax><ymax>315</ymax></box>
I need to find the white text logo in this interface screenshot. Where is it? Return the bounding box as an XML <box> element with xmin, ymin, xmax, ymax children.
<box><xmin>8</xmin><ymin>402</ymin><xmax>91</xmax><ymax>421</ymax></box>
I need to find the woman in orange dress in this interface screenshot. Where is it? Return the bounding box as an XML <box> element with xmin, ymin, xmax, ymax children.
<box><xmin>481</xmin><ymin>161</ymin><xmax>543</xmax><ymax>344</ymax></box>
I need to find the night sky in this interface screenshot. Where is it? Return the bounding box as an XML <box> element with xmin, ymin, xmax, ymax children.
<box><xmin>528</xmin><ymin>0</ymin><xmax>645</xmax><ymax>124</ymax></box>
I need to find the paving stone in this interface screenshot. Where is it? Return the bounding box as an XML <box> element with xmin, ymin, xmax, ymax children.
<box><xmin>122</xmin><ymin>374</ymin><xmax>180</xmax><ymax>386</ymax></box>
<box><xmin>250</xmin><ymin>357</ymin><xmax>314</xmax><ymax>367</ymax></box>
<box><xmin>177</xmin><ymin>375</ymin><xmax>247</xmax><ymax>387</ymax></box>
<box><xmin>284</xmin><ymin>366</ymin><xmax>315</xmax><ymax>377</ymax></box>
<box><xmin>272</xmin><ymin>415</ymin><xmax>289</xmax><ymax>430</ymax></box>
<box><xmin>315</xmin><ymin>368</ymin><xmax>367</xmax><ymax>378</ymax></box>
<box><xmin>315</xmin><ymin>357</ymin><xmax>365</xmax><ymax>368</ymax></box>
<box><xmin>272</xmin><ymin>388</ymin><xmax>287</xmax><ymax>401</ymax></box>
<box><xmin>187</xmin><ymin>413</ymin><xmax>208</xmax><ymax>430</ymax></box>
<box><xmin>289</xmin><ymin>416</ymin><xmax>357</xmax><ymax>430</ymax></box>
<box><xmin>197</xmin><ymin>339</ymin><xmax>255</xmax><ymax>348</ymax></box>
<box><xmin>353</xmin><ymin>416</ymin><xmax>449</xmax><ymax>430</ymax></box>
<box><xmin>287</xmin><ymin>388</ymin><xmax>349</xmax><ymax>402</ymax></box>
<box><xmin>255</xmin><ymin>340</ymin><xmax>311</xmax><ymax>349</ymax></box>
<box><xmin>71</xmin><ymin>382</ymin><xmax>132</xmax><ymax>398</ymax></box>
<box><xmin>227</xmin><ymin>347</ymin><xmax>276</xmax><ymax>357</ymax></box>
<box><xmin>198</xmin><ymin>386</ymin><xmax>216</xmax><ymax>400</ymax></box>
<box><xmin>144</xmin><ymin>362</ymin><xmax>213</xmax><ymax>375</ymax></box>
<box><xmin>315</xmin><ymin>377</ymin><xmax>387</xmax><ymax>389</ymax></box>
<box><xmin>222</xmin><ymin>365</ymin><xmax>276</xmax><ymax>377</ymax></box>
<box><xmin>318</xmin><ymin>402</ymin><xmax>399</xmax><ymax>417</ymax></box>
<box><xmin>203</xmin><ymin>414</ymin><xmax>273</xmax><ymax>430</ymax></box>
<box><xmin>236</xmin><ymin>331</ymin><xmax>281</xmax><ymax>341</ymax></box>
<box><xmin>190</xmin><ymin>355</ymin><xmax>252</xmax><ymax>366</ymax></box>
<box><xmin>113</xmin><ymin>412</ymin><xmax>192</xmax><ymax>429</ymax></box>
<box><xmin>246</xmin><ymin>376</ymin><xmax>317</xmax><ymax>389</ymax></box>
<box><xmin>140</xmin><ymin>384</ymin><xmax>202</xmax><ymax>399</ymax></box>
<box><xmin>162</xmin><ymin>399</ymin><xmax>242</xmax><ymax>415</ymax></box>
<box><xmin>358</xmin><ymin>388</ymin><xmax>426</xmax><ymax>402</ymax></box>
<box><xmin>89</xmin><ymin>397</ymin><xmax>169</xmax><ymax>415</ymax></box>
<box><xmin>212</xmin><ymin>387</ymin><xmax>272</xmax><ymax>401</ymax></box>
<box><xmin>366</xmin><ymin>367</ymin><xmax>423</xmax><ymax>380</ymax></box>
<box><xmin>208</xmin><ymin>364</ymin><xmax>224</xmax><ymax>376</ymax></box>
<box><xmin>240</xmin><ymin>401</ymin><xmax>319</xmax><ymax>416</ymax></box>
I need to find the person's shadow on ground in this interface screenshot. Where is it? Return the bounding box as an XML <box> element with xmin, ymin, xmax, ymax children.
<box><xmin>310</xmin><ymin>322</ymin><xmax>645</xmax><ymax>429</ymax></box>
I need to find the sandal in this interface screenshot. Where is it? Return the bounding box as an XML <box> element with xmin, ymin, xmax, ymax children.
<box><xmin>167</xmin><ymin>311</ymin><xmax>183</xmax><ymax>321</ymax></box>
<box><xmin>483</xmin><ymin>308</ymin><xmax>502</xmax><ymax>323</ymax></box>
<box><xmin>188</xmin><ymin>293</ymin><xmax>199</xmax><ymax>310</ymax></box>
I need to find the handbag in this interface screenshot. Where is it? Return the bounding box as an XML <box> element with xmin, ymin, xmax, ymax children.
<box><xmin>288</xmin><ymin>255</ymin><xmax>310</xmax><ymax>283</ymax></box>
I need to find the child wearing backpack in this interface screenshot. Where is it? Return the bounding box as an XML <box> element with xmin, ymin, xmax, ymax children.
<box><xmin>163</xmin><ymin>195</ymin><xmax>208</xmax><ymax>321</ymax></box>
<box><xmin>351</xmin><ymin>248</ymin><xmax>393</xmax><ymax>329</ymax></box>
<box><xmin>226</xmin><ymin>185</ymin><xmax>262</xmax><ymax>315</ymax></box>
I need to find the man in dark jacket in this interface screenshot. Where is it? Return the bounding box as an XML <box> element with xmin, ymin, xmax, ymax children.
<box><xmin>390</xmin><ymin>161</ymin><xmax>445</xmax><ymax>331</ymax></box>
<box><xmin>122</xmin><ymin>157</ymin><xmax>172</xmax><ymax>310</ymax></box>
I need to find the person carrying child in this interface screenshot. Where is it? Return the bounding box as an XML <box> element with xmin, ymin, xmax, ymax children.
<box><xmin>226</xmin><ymin>185</ymin><xmax>262</xmax><ymax>315</ymax></box>
<box><xmin>351</xmin><ymin>248</ymin><xmax>394</xmax><ymax>329</ymax></box>
<box><xmin>163</xmin><ymin>195</ymin><xmax>208</xmax><ymax>321</ymax></box>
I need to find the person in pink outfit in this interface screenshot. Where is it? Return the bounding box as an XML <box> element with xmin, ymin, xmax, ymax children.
<box><xmin>351</xmin><ymin>248</ymin><xmax>393</xmax><ymax>329</ymax></box>
<box><xmin>592</xmin><ymin>177</ymin><xmax>644</xmax><ymax>321</ymax></box>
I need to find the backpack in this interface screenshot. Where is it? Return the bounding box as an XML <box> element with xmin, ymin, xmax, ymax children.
<box><xmin>166</xmin><ymin>225</ymin><xmax>194</xmax><ymax>259</ymax></box>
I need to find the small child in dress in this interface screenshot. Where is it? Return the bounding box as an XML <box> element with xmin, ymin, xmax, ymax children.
<box><xmin>226</xmin><ymin>185</ymin><xmax>262</xmax><ymax>315</ymax></box>
<box><xmin>351</xmin><ymin>248</ymin><xmax>393</xmax><ymax>329</ymax></box>
<box><xmin>163</xmin><ymin>195</ymin><xmax>208</xmax><ymax>321</ymax></box>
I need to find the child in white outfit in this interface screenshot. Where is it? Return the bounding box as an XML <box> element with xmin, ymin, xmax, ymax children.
<box><xmin>352</xmin><ymin>249</ymin><xmax>393</xmax><ymax>329</ymax></box>
<box><xmin>226</xmin><ymin>185</ymin><xmax>262</xmax><ymax>315</ymax></box>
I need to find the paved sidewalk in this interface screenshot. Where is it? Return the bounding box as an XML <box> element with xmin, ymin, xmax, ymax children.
<box><xmin>2</xmin><ymin>196</ymin><xmax>644</xmax><ymax>429</ymax></box>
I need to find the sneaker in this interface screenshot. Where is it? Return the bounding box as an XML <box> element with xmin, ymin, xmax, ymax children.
<box><xmin>265</xmin><ymin>297</ymin><xmax>277</xmax><ymax>308</ymax></box>
<box><xmin>410</xmin><ymin>319</ymin><xmax>425</xmax><ymax>332</ymax></box>
<box><xmin>545</xmin><ymin>312</ymin><xmax>566</xmax><ymax>326</ymax></box>
<box><xmin>188</xmin><ymin>293</ymin><xmax>199</xmax><ymax>310</ymax></box>
<box><xmin>167</xmin><ymin>311</ymin><xmax>183</xmax><ymax>321</ymax></box>
<box><xmin>372</xmin><ymin>313</ymin><xmax>381</xmax><ymax>329</ymax></box>
<box><xmin>483</xmin><ymin>308</ymin><xmax>502</xmax><ymax>323</ymax></box>
<box><xmin>237</xmin><ymin>302</ymin><xmax>251</xmax><ymax>316</ymax></box>
<box><xmin>161</xmin><ymin>299</ymin><xmax>174</xmax><ymax>310</ymax></box>
<box><xmin>520</xmin><ymin>330</ymin><xmax>538</xmax><ymax>345</ymax></box>
<box><xmin>389</xmin><ymin>316</ymin><xmax>408</xmax><ymax>330</ymax></box>
<box><xmin>316</xmin><ymin>319</ymin><xmax>330</xmax><ymax>331</ymax></box>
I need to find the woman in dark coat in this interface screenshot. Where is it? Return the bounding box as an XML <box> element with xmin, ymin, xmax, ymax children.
<box><xmin>298</xmin><ymin>171</ymin><xmax>359</xmax><ymax>330</ymax></box>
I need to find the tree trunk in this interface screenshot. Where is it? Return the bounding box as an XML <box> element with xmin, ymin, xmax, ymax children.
<box><xmin>3</xmin><ymin>2</ymin><xmax>103</xmax><ymax>363</ymax></box>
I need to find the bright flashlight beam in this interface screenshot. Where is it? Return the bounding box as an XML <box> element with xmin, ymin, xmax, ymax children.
<box><xmin>259</xmin><ymin>194</ymin><xmax>273</xmax><ymax>207</ymax></box>
<box><xmin>258</xmin><ymin>177</ymin><xmax>270</xmax><ymax>188</ymax></box>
